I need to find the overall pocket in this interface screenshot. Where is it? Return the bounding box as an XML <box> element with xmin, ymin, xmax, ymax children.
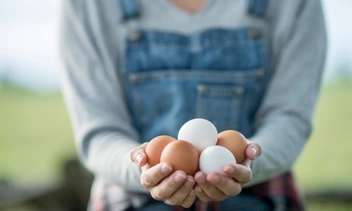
<box><xmin>196</xmin><ymin>84</ymin><xmax>245</xmax><ymax>132</ymax></box>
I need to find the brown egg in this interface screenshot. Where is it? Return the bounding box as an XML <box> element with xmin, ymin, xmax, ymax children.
<box><xmin>216</xmin><ymin>130</ymin><xmax>248</xmax><ymax>164</ymax></box>
<box><xmin>160</xmin><ymin>140</ymin><xmax>199</xmax><ymax>175</ymax></box>
<box><xmin>145</xmin><ymin>135</ymin><xmax>176</xmax><ymax>167</ymax></box>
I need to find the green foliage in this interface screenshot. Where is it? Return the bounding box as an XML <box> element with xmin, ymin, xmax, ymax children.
<box><xmin>0</xmin><ymin>85</ymin><xmax>76</xmax><ymax>182</ymax></box>
<box><xmin>294</xmin><ymin>81</ymin><xmax>352</xmax><ymax>190</ymax></box>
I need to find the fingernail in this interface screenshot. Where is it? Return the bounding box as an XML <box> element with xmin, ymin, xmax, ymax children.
<box><xmin>185</xmin><ymin>177</ymin><xmax>194</xmax><ymax>188</ymax></box>
<box><xmin>195</xmin><ymin>173</ymin><xmax>206</xmax><ymax>184</ymax></box>
<box><xmin>135</xmin><ymin>153</ymin><xmax>143</xmax><ymax>165</ymax></box>
<box><xmin>195</xmin><ymin>186</ymin><xmax>202</xmax><ymax>193</ymax></box>
<box><xmin>189</xmin><ymin>190</ymin><xmax>195</xmax><ymax>197</ymax></box>
<box><xmin>175</xmin><ymin>172</ymin><xmax>186</xmax><ymax>183</ymax></box>
<box><xmin>161</xmin><ymin>163</ymin><xmax>172</xmax><ymax>174</ymax></box>
<box><xmin>251</xmin><ymin>146</ymin><xmax>257</xmax><ymax>158</ymax></box>
<box><xmin>213</xmin><ymin>175</ymin><xmax>220</xmax><ymax>184</ymax></box>
<box><xmin>224</xmin><ymin>165</ymin><xmax>234</xmax><ymax>174</ymax></box>
<box><xmin>143</xmin><ymin>175</ymin><xmax>151</xmax><ymax>186</ymax></box>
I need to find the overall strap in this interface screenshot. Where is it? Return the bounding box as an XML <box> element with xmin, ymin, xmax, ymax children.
<box><xmin>247</xmin><ymin>0</ymin><xmax>269</xmax><ymax>16</ymax></box>
<box><xmin>118</xmin><ymin>0</ymin><xmax>141</xmax><ymax>21</ymax></box>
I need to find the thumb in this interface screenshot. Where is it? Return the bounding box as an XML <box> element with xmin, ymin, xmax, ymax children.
<box><xmin>130</xmin><ymin>142</ymin><xmax>148</xmax><ymax>167</ymax></box>
<box><xmin>245</xmin><ymin>141</ymin><xmax>262</xmax><ymax>161</ymax></box>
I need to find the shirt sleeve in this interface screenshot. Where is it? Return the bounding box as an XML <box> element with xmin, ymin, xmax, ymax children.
<box><xmin>247</xmin><ymin>0</ymin><xmax>327</xmax><ymax>187</ymax></box>
<box><xmin>59</xmin><ymin>0</ymin><xmax>147</xmax><ymax>192</ymax></box>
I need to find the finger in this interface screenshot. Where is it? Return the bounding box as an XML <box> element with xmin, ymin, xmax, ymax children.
<box><xmin>164</xmin><ymin>175</ymin><xmax>195</xmax><ymax>206</ymax></box>
<box><xmin>194</xmin><ymin>172</ymin><xmax>224</xmax><ymax>201</ymax></box>
<box><xmin>245</xmin><ymin>141</ymin><xmax>262</xmax><ymax>160</ymax></box>
<box><xmin>141</xmin><ymin>162</ymin><xmax>173</xmax><ymax>188</ymax></box>
<box><xmin>194</xmin><ymin>172</ymin><xmax>211</xmax><ymax>202</ymax></box>
<box><xmin>207</xmin><ymin>171</ymin><xmax>242</xmax><ymax>196</ymax></box>
<box><xmin>130</xmin><ymin>142</ymin><xmax>148</xmax><ymax>166</ymax></box>
<box><xmin>194</xmin><ymin>184</ymin><xmax>212</xmax><ymax>202</ymax></box>
<box><xmin>151</xmin><ymin>170</ymin><xmax>187</xmax><ymax>200</ymax></box>
<box><xmin>223</xmin><ymin>163</ymin><xmax>252</xmax><ymax>184</ymax></box>
<box><xmin>181</xmin><ymin>190</ymin><xmax>196</xmax><ymax>208</ymax></box>
<box><xmin>241</xmin><ymin>158</ymin><xmax>252</xmax><ymax>168</ymax></box>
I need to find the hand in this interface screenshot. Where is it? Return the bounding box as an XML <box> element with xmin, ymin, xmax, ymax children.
<box><xmin>130</xmin><ymin>143</ymin><xmax>196</xmax><ymax>208</ymax></box>
<box><xmin>194</xmin><ymin>141</ymin><xmax>262</xmax><ymax>202</ymax></box>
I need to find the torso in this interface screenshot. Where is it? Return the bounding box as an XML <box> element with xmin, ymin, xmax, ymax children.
<box><xmin>120</xmin><ymin>0</ymin><xmax>271</xmax><ymax>142</ymax></box>
<box><xmin>90</xmin><ymin>1</ymin><xmax>304</xmax><ymax>210</ymax></box>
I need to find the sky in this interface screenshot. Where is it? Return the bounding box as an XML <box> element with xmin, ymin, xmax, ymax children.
<box><xmin>0</xmin><ymin>0</ymin><xmax>352</xmax><ymax>92</ymax></box>
<box><xmin>0</xmin><ymin>0</ymin><xmax>61</xmax><ymax>91</ymax></box>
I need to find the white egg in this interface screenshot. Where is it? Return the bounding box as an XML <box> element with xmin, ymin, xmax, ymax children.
<box><xmin>199</xmin><ymin>145</ymin><xmax>237</xmax><ymax>175</ymax></box>
<box><xmin>177</xmin><ymin>118</ymin><xmax>218</xmax><ymax>151</ymax></box>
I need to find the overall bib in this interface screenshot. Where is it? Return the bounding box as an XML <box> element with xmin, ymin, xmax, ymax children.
<box><xmin>90</xmin><ymin>0</ymin><xmax>304</xmax><ymax>210</ymax></box>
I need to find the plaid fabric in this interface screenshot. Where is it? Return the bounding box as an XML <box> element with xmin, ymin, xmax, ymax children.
<box><xmin>242</xmin><ymin>172</ymin><xmax>305</xmax><ymax>211</ymax></box>
<box><xmin>89</xmin><ymin>171</ymin><xmax>304</xmax><ymax>211</ymax></box>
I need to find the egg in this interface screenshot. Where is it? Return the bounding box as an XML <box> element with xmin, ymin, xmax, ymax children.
<box><xmin>145</xmin><ymin>135</ymin><xmax>176</xmax><ymax>167</ymax></box>
<box><xmin>216</xmin><ymin>130</ymin><xmax>248</xmax><ymax>163</ymax></box>
<box><xmin>177</xmin><ymin>118</ymin><xmax>218</xmax><ymax>152</ymax></box>
<box><xmin>199</xmin><ymin>145</ymin><xmax>237</xmax><ymax>175</ymax></box>
<box><xmin>160</xmin><ymin>140</ymin><xmax>199</xmax><ymax>175</ymax></box>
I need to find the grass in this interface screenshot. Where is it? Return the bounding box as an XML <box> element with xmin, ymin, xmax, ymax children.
<box><xmin>0</xmin><ymin>85</ymin><xmax>76</xmax><ymax>183</ymax></box>
<box><xmin>294</xmin><ymin>80</ymin><xmax>352</xmax><ymax>190</ymax></box>
<box><xmin>0</xmin><ymin>81</ymin><xmax>352</xmax><ymax>210</ymax></box>
<box><xmin>293</xmin><ymin>81</ymin><xmax>352</xmax><ymax>210</ymax></box>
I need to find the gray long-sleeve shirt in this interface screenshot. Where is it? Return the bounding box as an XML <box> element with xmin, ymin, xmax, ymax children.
<box><xmin>59</xmin><ymin>0</ymin><xmax>326</xmax><ymax>194</ymax></box>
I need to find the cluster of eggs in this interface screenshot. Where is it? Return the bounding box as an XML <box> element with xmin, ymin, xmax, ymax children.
<box><xmin>145</xmin><ymin>118</ymin><xmax>248</xmax><ymax>175</ymax></box>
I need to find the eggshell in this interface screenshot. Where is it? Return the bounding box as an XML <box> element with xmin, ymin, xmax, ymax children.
<box><xmin>216</xmin><ymin>130</ymin><xmax>248</xmax><ymax>163</ymax></box>
<box><xmin>177</xmin><ymin>118</ymin><xmax>218</xmax><ymax>152</ymax></box>
<box><xmin>199</xmin><ymin>145</ymin><xmax>236</xmax><ymax>175</ymax></box>
<box><xmin>160</xmin><ymin>140</ymin><xmax>199</xmax><ymax>175</ymax></box>
<box><xmin>145</xmin><ymin>135</ymin><xmax>176</xmax><ymax>167</ymax></box>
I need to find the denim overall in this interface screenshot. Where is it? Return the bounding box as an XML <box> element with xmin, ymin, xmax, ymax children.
<box><xmin>123</xmin><ymin>5</ymin><xmax>268</xmax><ymax>143</ymax></box>
<box><xmin>117</xmin><ymin>0</ymin><xmax>303</xmax><ymax>210</ymax></box>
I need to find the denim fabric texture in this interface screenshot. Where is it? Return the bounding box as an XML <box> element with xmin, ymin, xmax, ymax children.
<box><xmin>124</xmin><ymin>28</ymin><xmax>269</xmax><ymax>144</ymax></box>
<box><xmin>118</xmin><ymin>0</ymin><xmax>141</xmax><ymax>21</ymax></box>
<box><xmin>120</xmin><ymin>1</ymin><xmax>272</xmax><ymax>210</ymax></box>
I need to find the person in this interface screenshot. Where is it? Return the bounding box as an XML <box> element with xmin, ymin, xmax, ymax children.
<box><xmin>59</xmin><ymin>0</ymin><xmax>326</xmax><ymax>210</ymax></box>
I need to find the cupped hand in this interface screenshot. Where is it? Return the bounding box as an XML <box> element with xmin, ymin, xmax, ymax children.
<box><xmin>194</xmin><ymin>141</ymin><xmax>261</xmax><ymax>202</ymax></box>
<box><xmin>130</xmin><ymin>143</ymin><xmax>196</xmax><ymax>208</ymax></box>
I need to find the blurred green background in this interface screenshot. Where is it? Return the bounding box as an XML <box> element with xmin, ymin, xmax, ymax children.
<box><xmin>1</xmin><ymin>80</ymin><xmax>352</xmax><ymax>210</ymax></box>
<box><xmin>1</xmin><ymin>0</ymin><xmax>352</xmax><ymax>210</ymax></box>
